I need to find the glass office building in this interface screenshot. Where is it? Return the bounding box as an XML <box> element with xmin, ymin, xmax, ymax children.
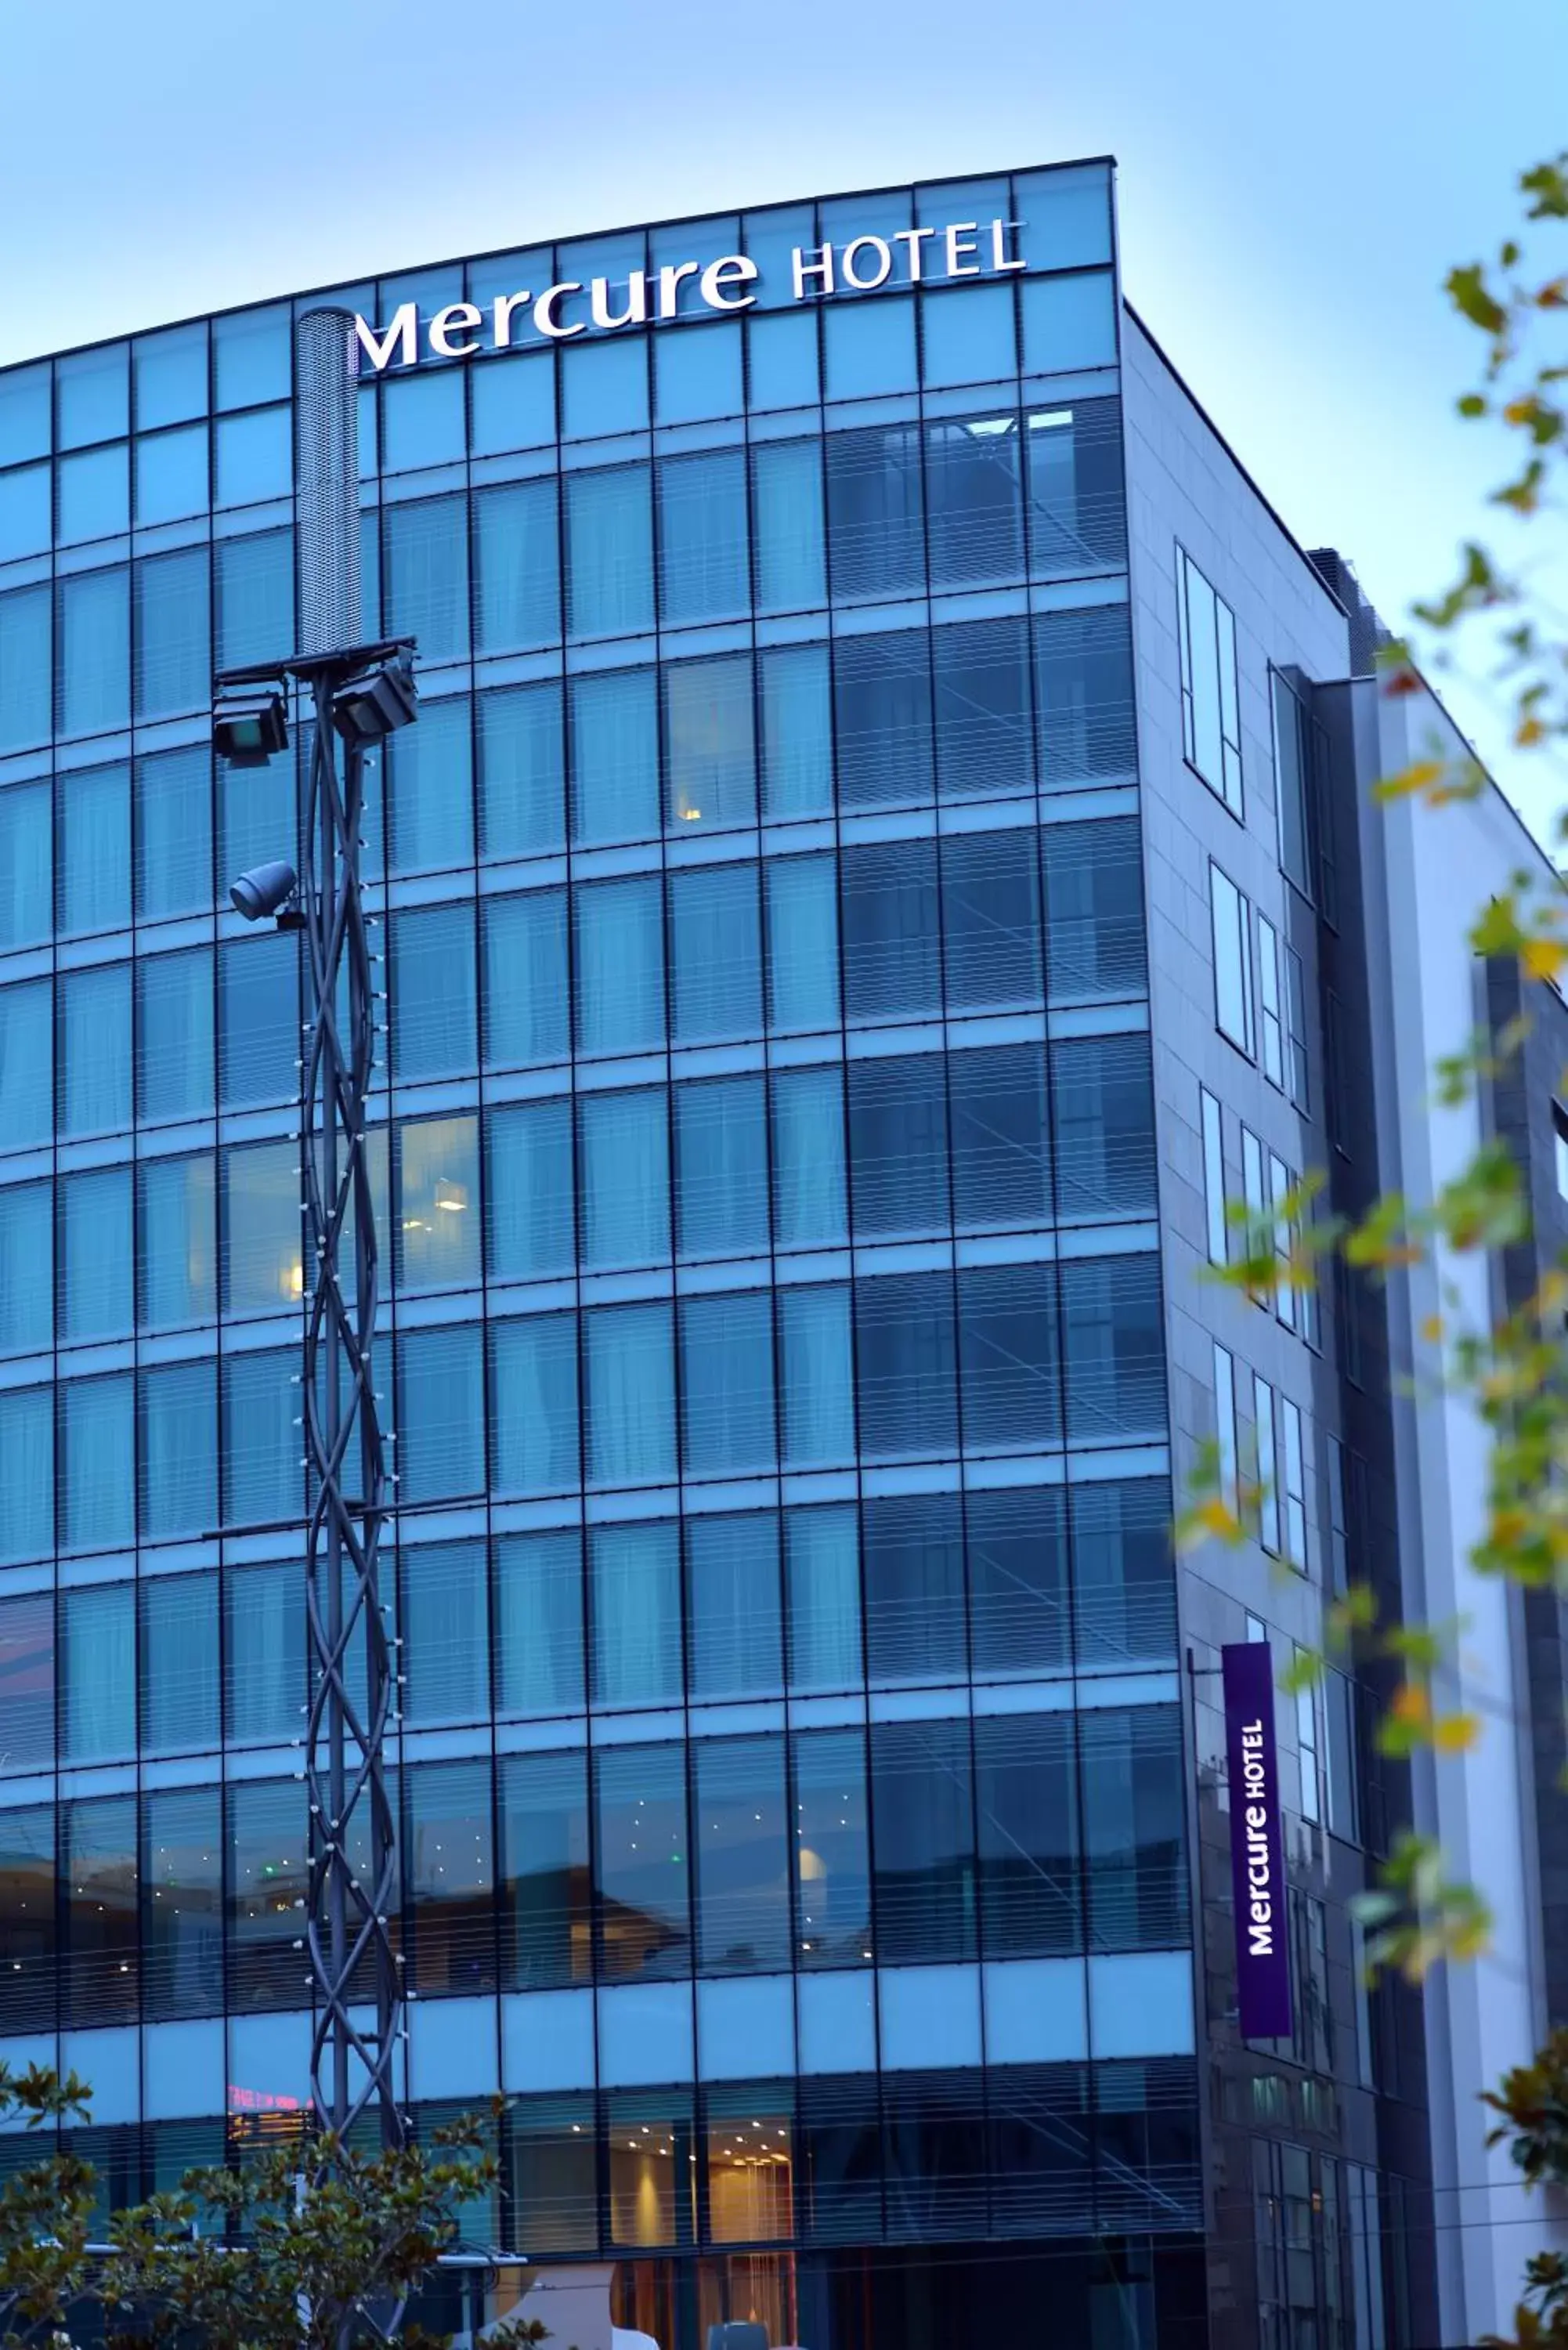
<box><xmin>0</xmin><ymin>161</ymin><xmax>1434</xmax><ymax>2350</ymax></box>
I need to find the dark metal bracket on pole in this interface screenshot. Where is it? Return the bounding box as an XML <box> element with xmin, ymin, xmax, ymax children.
<box><xmin>214</xmin><ymin>307</ymin><xmax>415</xmax><ymax>2164</ymax></box>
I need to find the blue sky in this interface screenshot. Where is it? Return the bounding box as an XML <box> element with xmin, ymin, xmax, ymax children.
<box><xmin>2</xmin><ymin>0</ymin><xmax>1563</xmax><ymax>834</ymax></box>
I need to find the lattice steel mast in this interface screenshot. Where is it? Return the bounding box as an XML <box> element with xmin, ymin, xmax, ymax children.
<box><xmin>216</xmin><ymin>309</ymin><xmax>417</xmax><ymax>2152</ymax></box>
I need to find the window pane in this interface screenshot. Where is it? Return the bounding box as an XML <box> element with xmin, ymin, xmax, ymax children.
<box><xmin>1035</xmin><ymin>602</ymin><xmax>1136</xmax><ymax>790</ymax></box>
<box><xmin>215</xmin><ymin>406</ymin><xmax>291</xmax><ymax>505</ymax></box>
<box><xmin>227</xmin><ymin>1777</ymin><xmax>305</xmax><ymax>2008</ymax></box>
<box><xmin>1025</xmin><ymin>400</ymin><xmax>1126</xmax><ymax>577</ymax></box>
<box><xmin>60</xmin><ymin>1376</ymin><xmax>135</xmax><ymax>1554</ymax></box>
<box><xmin>658</xmin><ymin>450</ymin><xmax>748</xmax><ymax>626</ymax></box>
<box><xmin>475</xmin><ymin>479</ymin><xmax>560</xmax><ymax>652</ymax></box>
<box><xmin>854</xmin><ymin>1271</ymin><xmax>957</xmax><ymax>1459</ymax></box>
<box><xmin>580</xmin><ymin>1088</ymin><xmax>669</xmax><ymax>1271</ymax></box>
<box><xmin>766</xmin><ymin>853</ymin><xmax>840</xmax><ymax>1032</ymax></box>
<box><xmin>135</xmin><ymin>746</ymin><xmax>211</xmax><ymax>919</ymax></box>
<box><xmin>0</xmin><ymin>1387</ymin><xmax>52</xmax><ymax>1563</ymax></box>
<box><xmin>849</xmin><ymin>1052</ymin><xmax>949</xmax><ymax>1236</ymax></box>
<box><xmin>694</xmin><ymin>1735</ymin><xmax>790</xmax><ymax>1974</ymax></box>
<box><xmin>135</xmin><ymin>548</ymin><xmax>209</xmax><ymax>720</ymax></box>
<box><xmin>478</xmin><ymin>682</ymin><xmax>564</xmax><ymax>859</ymax></box>
<box><xmin>0</xmin><ymin>1802</ymin><xmax>53</xmax><ymax>2025</ymax></box>
<box><xmin>793</xmin><ymin>1726</ymin><xmax>870</xmax><ymax>1969</ymax></box>
<box><xmin>1081</xmin><ymin>1705</ymin><xmax>1188</xmax><ymax>1949</ymax></box>
<box><xmin>59</xmin><ymin>444</ymin><xmax>128</xmax><ymax>543</ymax></box>
<box><xmin>143</xmin><ymin>1785</ymin><xmax>223</xmax><ymax>2020</ymax></box>
<box><xmin>834</xmin><ymin>630</ymin><xmax>933</xmax><ymax>812</ymax></box>
<box><xmin>141</xmin><ymin>1574</ymin><xmax>219</xmax><ymax>1755</ymax></box>
<box><xmin>490</xmin><ymin>1313</ymin><xmax>580</xmax><ymax>1495</ymax></box>
<box><xmin>664</xmin><ymin>655</ymin><xmax>755</xmax><ymax>832</ymax></box>
<box><xmin>135</xmin><ymin>425</ymin><xmax>208</xmax><ymax>526</ymax></box>
<box><xmin>779</xmin><ymin>1285</ymin><xmax>854</xmax><ymax>1470</ymax></box>
<box><xmin>949</xmin><ymin>1043</ymin><xmax>1050</xmax><ymax>1229</ymax></box>
<box><xmin>388</xmin><ymin>695</ymin><xmax>474</xmax><ymax>874</ymax></box>
<box><xmin>396</xmin><ymin>1113</ymin><xmax>479</xmax><ymax>1292</ymax></box>
<box><xmin>1051</xmin><ymin>1032</ymin><xmax>1157</xmax><ymax>1220</ymax></box>
<box><xmin>485</xmin><ymin>1100</ymin><xmax>573</xmax><ymax>1280</ymax></box>
<box><xmin>219</xmin><ymin>928</ymin><xmax>300</xmax><ymax>1110</ymax></box>
<box><xmin>975</xmin><ymin>1711</ymin><xmax>1080</xmax><ymax>1955</ymax></box>
<box><xmin>688</xmin><ymin>1513</ymin><xmax>782</xmax><ymax>1700</ymax></box>
<box><xmin>958</xmin><ymin>1260</ymin><xmax>1061</xmax><ymax>1451</ymax></box>
<box><xmin>497</xmin><ymin>1529</ymin><xmax>584</xmax><ymax>1718</ymax></box>
<box><xmin>655</xmin><ymin>320</ymin><xmax>743</xmax><ymax>423</ymax></box>
<box><xmin>826</xmin><ymin>425</ymin><xmax>924</xmax><ymax>601</ymax></box>
<box><xmin>392</xmin><ymin>901</ymin><xmax>476</xmax><ymax>1079</ymax></box>
<box><xmin>941</xmin><ymin>828</ymin><xmax>1042</xmax><ymax>1011</ymax></box>
<box><xmin>1060</xmin><ymin>1255</ymin><xmax>1166</xmax><ymax>1444</ymax></box>
<box><xmin>870</xmin><ymin>1718</ymin><xmax>976</xmax><ymax>1963</ymax></box>
<box><xmin>225</xmin><ymin>1560</ymin><xmax>304</xmax><ymax>1743</ymax></box>
<box><xmin>58</xmin><ymin>567</ymin><xmax>129</xmax><ymax>737</ymax></box>
<box><xmin>926</xmin><ymin>414</ymin><xmax>1024</xmax><ymax>588</ymax></box>
<box><xmin>591</xmin><ymin>1520</ymin><xmax>681</xmax><ymax>1708</ymax></box>
<box><xmin>595</xmin><ymin>1742</ymin><xmax>691</xmax><ymax>1979</ymax></box>
<box><xmin>786</xmin><ymin>1506</ymin><xmax>862</xmax><ymax>1694</ymax></box>
<box><xmin>139</xmin><ymin>1360</ymin><xmax>216</xmax><ymax>1538</ymax></box>
<box><xmin>60</xmin><ymin>963</ymin><xmax>131</xmax><ymax>1136</ymax></box>
<box><xmin>385</xmin><ymin>497</ymin><xmax>469</xmax><ymax>663</ymax></box>
<box><xmin>840</xmin><ymin>838</ymin><xmax>940</xmax><ymax>1023</ymax></box>
<box><xmin>566</xmin><ymin>466</ymin><xmax>653</xmax><ymax>638</ymax></box>
<box><xmin>679</xmin><ymin>1289</ymin><xmax>777</xmax><ymax>1476</ymax></box>
<box><xmin>573</xmin><ymin>875</ymin><xmax>665</xmax><ymax>1057</ymax></box>
<box><xmin>0</xmin><ymin>587</ymin><xmax>51</xmax><ymax>751</ymax></box>
<box><xmin>403</xmin><ymin>1541</ymin><xmax>490</xmax><ymax>1726</ymax></box>
<box><xmin>396</xmin><ymin>1323</ymin><xmax>484</xmax><ymax>1502</ymax></box>
<box><xmin>570</xmin><ymin>667</ymin><xmax>659</xmax><ymax>847</ymax></box>
<box><xmin>674</xmin><ymin>1075</ymin><xmax>767</xmax><ymax>1260</ymax></box>
<box><xmin>484</xmin><ymin>890</ymin><xmax>569</xmax><ymax>1068</ymax></box>
<box><xmin>222</xmin><ymin>1139</ymin><xmax>302</xmax><ymax>1316</ymax></box>
<box><xmin>222</xmin><ymin>1350</ymin><xmax>298</xmax><ymax>1528</ymax></box>
<box><xmin>63</xmin><ymin>1794</ymin><xmax>138</xmax><ymax>2025</ymax></box>
<box><xmin>1042</xmin><ymin>818</ymin><xmax>1146</xmax><ymax>1006</ymax></box>
<box><xmin>137</xmin><ymin>949</ymin><xmax>214</xmax><ymax>1123</ymax></box>
<box><xmin>382</xmin><ymin>369</ymin><xmax>465</xmax><ymax>471</ymax></box>
<box><xmin>585</xmin><ymin>1301</ymin><xmax>675</xmax><ymax>1485</ymax></box>
<box><xmin>60</xmin><ymin>1165</ymin><xmax>132</xmax><ymax>1341</ymax></box>
<box><xmin>57</xmin><ymin>762</ymin><xmax>130</xmax><ymax>934</ymax></box>
<box><xmin>215</xmin><ymin>528</ymin><xmax>293</xmax><ymax>670</ymax></box>
<box><xmin>761</xmin><ymin>643</ymin><xmax>832</xmax><ymax>819</ymax></box>
<box><xmin>968</xmin><ymin>1484</ymin><xmax>1071</xmax><ymax>1678</ymax></box>
<box><xmin>0</xmin><ymin>979</ymin><xmax>51</xmax><ymax>1144</ymax></box>
<box><xmin>933</xmin><ymin>616</ymin><xmax>1031</xmax><ymax>799</ymax></box>
<box><xmin>864</xmin><ymin>1490</ymin><xmax>966</xmax><ymax>1686</ymax></box>
<box><xmin>771</xmin><ymin>1066</ymin><xmax>847</xmax><ymax>1249</ymax></box>
<box><xmin>0</xmin><ymin>1180</ymin><xmax>51</xmax><ymax>1354</ymax></box>
<box><xmin>823</xmin><ymin>295</ymin><xmax>916</xmax><ymax>400</ymax></box>
<box><xmin>752</xmin><ymin>440</ymin><xmax>825</xmax><ymax>610</ymax></box>
<box><xmin>471</xmin><ymin>351</ymin><xmax>556</xmax><ymax>455</ymax></box>
<box><xmin>501</xmin><ymin>1749</ymin><xmax>591</xmax><ymax>1989</ymax></box>
<box><xmin>0</xmin><ymin>782</ymin><xmax>50</xmax><ymax>950</ymax></box>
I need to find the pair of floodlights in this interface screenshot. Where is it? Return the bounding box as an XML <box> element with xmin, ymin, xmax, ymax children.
<box><xmin>214</xmin><ymin>647</ymin><xmax>418</xmax><ymax>924</ymax></box>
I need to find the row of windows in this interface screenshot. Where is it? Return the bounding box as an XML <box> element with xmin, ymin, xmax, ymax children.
<box><xmin>0</xmin><ymin>168</ymin><xmax>1115</xmax><ymax>463</ymax></box>
<box><xmin>0</xmin><ymin>269</ymin><xmax>1122</xmax><ymax>554</ymax></box>
<box><xmin>0</xmin><ymin>602</ymin><xmax>1138</xmax><ymax>931</ymax></box>
<box><xmin>0</xmin><ymin>2057</ymin><xmax>1200</xmax><ymax>2261</ymax></box>
<box><xmin>1208</xmin><ymin>862</ymin><xmax>1310</xmax><ymax>1108</ymax></box>
<box><xmin>0</xmin><ymin>1476</ymin><xmax>1176</xmax><ymax>1764</ymax></box>
<box><xmin>0</xmin><ymin>1251</ymin><xmax>1166</xmax><ymax>1561</ymax></box>
<box><xmin>0</xmin><ymin>403</ymin><xmax>1127</xmax><ymax>750</ymax></box>
<box><xmin>0</xmin><ymin>1701</ymin><xmax>1187</xmax><ymax>2029</ymax></box>
<box><xmin>0</xmin><ymin>1036</ymin><xmax>1156</xmax><ymax>1354</ymax></box>
<box><xmin>0</xmin><ymin>821</ymin><xmax>1150</xmax><ymax>1148</ymax></box>
<box><xmin>1212</xmin><ymin>1341</ymin><xmax>1310</xmax><ymax>1573</ymax></box>
<box><xmin>1199</xmin><ymin>1083</ymin><xmax>1317</xmax><ymax>1347</ymax></box>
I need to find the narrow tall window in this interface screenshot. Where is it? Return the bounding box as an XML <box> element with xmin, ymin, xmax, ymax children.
<box><xmin>1177</xmin><ymin>546</ymin><xmax>1242</xmax><ymax>814</ymax></box>
<box><xmin>1200</xmin><ymin>1087</ymin><xmax>1227</xmax><ymax>1266</ymax></box>
<box><xmin>1241</xmin><ymin>1126</ymin><xmax>1266</xmax><ymax>1306</ymax></box>
<box><xmin>1253</xmin><ymin>1374</ymin><xmax>1280</xmax><ymax>1554</ymax></box>
<box><xmin>1555</xmin><ymin>1102</ymin><xmax>1568</xmax><ymax>1202</ymax></box>
<box><xmin>1269</xmin><ymin>1153</ymin><xmax>1295</xmax><ymax>1330</ymax></box>
<box><xmin>1271</xmin><ymin>669</ymin><xmax>1321</xmax><ymax>903</ymax></box>
<box><xmin>1281</xmin><ymin>1400</ymin><xmax>1308</xmax><ymax>1571</ymax></box>
<box><xmin>1257</xmin><ymin>914</ymin><xmax>1284</xmax><ymax>1089</ymax></box>
<box><xmin>1213</xmin><ymin>1343</ymin><xmax>1237</xmax><ymax>1511</ymax></box>
<box><xmin>1210</xmin><ymin>864</ymin><xmax>1254</xmax><ymax>1057</ymax></box>
<box><xmin>1295</xmin><ymin>1647</ymin><xmax>1321</xmax><ymax>1824</ymax></box>
<box><xmin>1326</xmin><ymin>1434</ymin><xmax>1349</xmax><ymax>1595</ymax></box>
<box><xmin>1284</xmin><ymin>945</ymin><xmax>1310</xmax><ymax>1110</ymax></box>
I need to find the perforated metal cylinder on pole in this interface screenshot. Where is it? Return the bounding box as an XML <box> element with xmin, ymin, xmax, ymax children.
<box><xmin>295</xmin><ymin>308</ymin><xmax>363</xmax><ymax>657</ymax></box>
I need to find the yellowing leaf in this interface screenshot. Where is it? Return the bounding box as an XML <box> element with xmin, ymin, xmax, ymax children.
<box><xmin>1522</xmin><ymin>935</ymin><xmax>1568</xmax><ymax>982</ymax></box>
<box><xmin>1375</xmin><ymin>757</ymin><xmax>1447</xmax><ymax>801</ymax></box>
<box><xmin>1433</xmin><ymin>1712</ymin><xmax>1482</xmax><ymax>1755</ymax></box>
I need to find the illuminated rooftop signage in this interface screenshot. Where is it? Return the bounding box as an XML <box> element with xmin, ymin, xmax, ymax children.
<box><xmin>353</xmin><ymin>216</ymin><xmax>1027</xmax><ymax>371</ymax></box>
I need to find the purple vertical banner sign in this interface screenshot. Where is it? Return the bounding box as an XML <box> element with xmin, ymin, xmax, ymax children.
<box><xmin>1222</xmin><ymin>1640</ymin><xmax>1293</xmax><ymax>2039</ymax></box>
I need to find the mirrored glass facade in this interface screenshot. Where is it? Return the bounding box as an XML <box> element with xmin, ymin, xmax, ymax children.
<box><xmin>1</xmin><ymin>157</ymin><xmax>1434</xmax><ymax>2350</ymax></box>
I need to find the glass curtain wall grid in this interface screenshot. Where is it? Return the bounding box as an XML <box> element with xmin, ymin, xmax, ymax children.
<box><xmin>0</xmin><ymin>159</ymin><xmax>1199</xmax><ymax>2275</ymax></box>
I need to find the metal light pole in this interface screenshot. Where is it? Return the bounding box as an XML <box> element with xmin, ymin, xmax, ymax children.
<box><xmin>216</xmin><ymin>308</ymin><xmax>416</xmax><ymax>2155</ymax></box>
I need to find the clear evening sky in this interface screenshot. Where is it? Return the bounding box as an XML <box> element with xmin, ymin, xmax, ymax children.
<box><xmin>2</xmin><ymin>0</ymin><xmax>1563</xmax><ymax>841</ymax></box>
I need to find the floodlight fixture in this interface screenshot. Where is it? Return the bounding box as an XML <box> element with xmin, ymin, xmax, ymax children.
<box><xmin>332</xmin><ymin>649</ymin><xmax>418</xmax><ymax>744</ymax></box>
<box><xmin>229</xmin><ymin>860</ymin><xmax>299</xmax><ymax>924</ymax></box>
<box><xmin>215</xmin><ymin>678</ymin><xmax>289</xmax><ymax>766</ymax></box>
